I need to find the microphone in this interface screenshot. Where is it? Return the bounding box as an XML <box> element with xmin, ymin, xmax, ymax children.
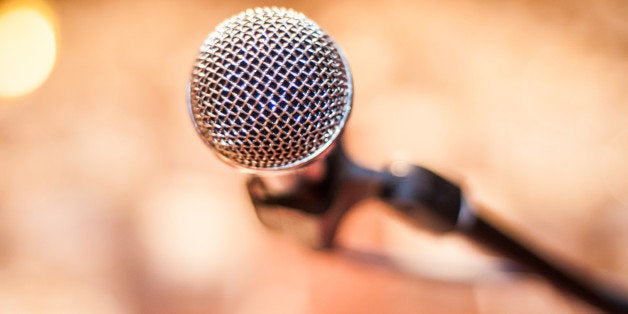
<box><xmin>187</xmin><ymin>7</ymin><xmax>628</xmax><ymax>312</ymax></box>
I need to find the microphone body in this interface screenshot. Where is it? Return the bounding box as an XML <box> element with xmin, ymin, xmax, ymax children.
<box><xmin>187</xmin><ymin>7</ymin><xmax>628</xmax><ymax>312</ymax></box>
<box><xmin>249</xmin><ymin>143</ymin><xmax>628</xmax><ymax>312</ymax></box>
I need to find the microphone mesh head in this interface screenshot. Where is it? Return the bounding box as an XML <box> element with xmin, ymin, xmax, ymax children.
<box><xmin>188</xmin><ymin>7</ymin><xmax>352</xmax><ymax>171</ymax></box>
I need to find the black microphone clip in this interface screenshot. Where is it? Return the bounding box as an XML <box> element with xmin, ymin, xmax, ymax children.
<box><xmin>247</xmin><ymin>142</ymin><xmax>465</xmax><ymax>248</ymax></box>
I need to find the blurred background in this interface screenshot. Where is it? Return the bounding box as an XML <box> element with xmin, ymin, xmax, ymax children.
<box><xmin>0</xmin><ymin>0</ymin><xmax>627</xmax><ymax>313</ymax></box>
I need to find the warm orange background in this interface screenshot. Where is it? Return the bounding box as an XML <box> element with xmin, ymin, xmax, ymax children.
<box><xmin>1</xmin><ymin>0</ymin><xmax>627</xmax><ymax>313</ymax></box>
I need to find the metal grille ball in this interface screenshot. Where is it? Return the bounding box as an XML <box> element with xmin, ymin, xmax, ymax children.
<box><xmin>188</xmin><ymin>7</ymin><xmax>352</xmax><ymax>171</ymax></box>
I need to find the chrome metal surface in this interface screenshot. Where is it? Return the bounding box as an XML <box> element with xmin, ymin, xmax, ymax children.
<box><xmin>188</xmin><ymin>7</ymin><xmax>352</xmax><ymax>171</ymax></box>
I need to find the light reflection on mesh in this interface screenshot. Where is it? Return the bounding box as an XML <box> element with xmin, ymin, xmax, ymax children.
<box><xmin>189</xmin><ymin>7</ymin><xmax>352</xmax><ymax>170</ymax></box>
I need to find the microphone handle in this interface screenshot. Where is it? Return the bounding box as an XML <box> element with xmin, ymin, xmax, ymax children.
<box><xmin>382</xmin><ymin>163</ymin><xmax>628</xmax><ymax>312</ymax></box>
<box><xmin>461</xmin><ymin>213</ymin><xmax>628</xmax><ymax>313</ymax></box>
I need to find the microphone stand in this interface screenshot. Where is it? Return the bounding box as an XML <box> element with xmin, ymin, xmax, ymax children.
<box><xmin>247</xmin><ymin>143</ymin><xmax>628</xmax><ymax>313</ymax></box>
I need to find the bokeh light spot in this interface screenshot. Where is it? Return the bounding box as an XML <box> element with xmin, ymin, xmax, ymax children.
<box><xmin>0</xmin><ymin>2</ymin><xmax>56</xmax><ymax>98</ymax></box>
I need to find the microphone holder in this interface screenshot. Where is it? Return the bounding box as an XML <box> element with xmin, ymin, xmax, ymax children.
<box><xmin>247</xmin><ymin>143</ymin><xmax>628</xmax><ymax>313</ymax></box>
